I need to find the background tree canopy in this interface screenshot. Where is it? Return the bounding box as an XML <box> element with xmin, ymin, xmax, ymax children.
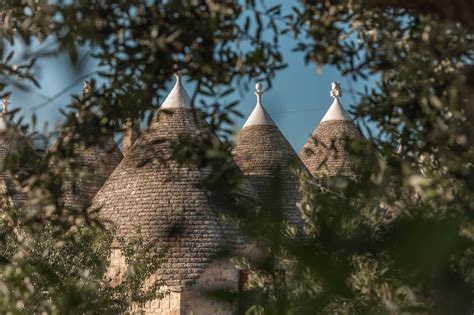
<box><xmin>0</xmin><ymin>0</ymin><xmax>473</xmax><ymax>314</ymax></box>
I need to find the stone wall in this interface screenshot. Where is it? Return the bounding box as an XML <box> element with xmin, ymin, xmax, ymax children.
<box><xmin>181</xmin><ymin>258</ymin><xmax>239</xmax><ymax>315</ymax></box>
<box><xmin>108</xmin><ymin>249</ymin><xmax>239</xmax><ymax>315</ymax></box>
<box><xmin>131</xmin><ymin>291</ymin><xmax>181</xmax><ymax>315</ymax></box>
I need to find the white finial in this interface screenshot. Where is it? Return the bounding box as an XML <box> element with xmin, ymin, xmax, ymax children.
<box><xmin>82</xmin><ymin>80</ymin><xmax>92</xmax><ymax>97</ymax></box>
<box><xmin>242</xmin><ymin>82</ymin><xmax>275</xmax><ymax>127</ymax></box>
<box><xmin>255</xmin><ymin>82</ymin><xmax>263</xmax><ymax>95</ymax></box>
<box><xmin>160</xmin><ymin>72</ymin><xmax>192</xmax><ymax>109</ymax></box>
<box><xmin>0</xmin><ymin>94</ymin><xmax>10</xmax><ymax>130</ymax></box>
<box><xmin>330</xmin><ymin>82</ymin><xmax>342</xmax><ymax>98</ymax></box>
<box><xmin>255</xmin><ymin>82</ymin><xmax>263</xmax><ymax>106</ymax></box>
<box><xmin>321</xmin><ymin>82</ymin><xmax>351</xmax><ymax>122</ymax></box>
<box><xmin>1</xmin><ymin>94</ymin><xmax>10</xmax><ymax>113</ymax></box>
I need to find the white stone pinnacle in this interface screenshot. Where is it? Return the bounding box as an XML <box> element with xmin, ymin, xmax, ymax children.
<box><xmin>330</xmin><ymin>81</ymin><xmax>342</xmax><ymax>98</ymax></box>
<box><xmin>242</xmin><ymin>82</ymin><xmax>275</xmax><ymax>127</ymax></box>
<box><xmin>161</xmin><ymin>72</ymin><xmax>192</xmax><ymax>109</ymax></box>
<box><xmin>82</xmin><ymin>80</ymin><xmax>92</xmax><ymax>97</ymax></box>
<box><xmin>321</xmin><ymin>82</ymin><xmax>352</xmax><ymax>122</ymax></box>
<box><xmin>1</xmin><ymin>94</ymin><xmax>10</xmax><ymax>113</ymax></box>
<box><xmin>0</xmin><ymin>94</ymin><xmax>10</xmax><ymax>130</ymax></box>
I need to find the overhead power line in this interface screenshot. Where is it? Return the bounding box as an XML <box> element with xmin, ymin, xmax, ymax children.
<box><xmin>269</xmin><ymin>107</ymin><xmax>328</xmax><ymax>115</ymax></box>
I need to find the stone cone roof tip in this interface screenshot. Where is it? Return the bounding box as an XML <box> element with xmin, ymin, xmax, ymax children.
<box><xmin>160</xmin><ymin>72</ymin><xmax>191</xmax><ymax>109</ymax></box>
<box><xmin>234</xmin><ymin>82</ymin><xmax>307</xmax><ymax>232</ymax></box>
<box><xmin>91</xmin><ymin>74</ymin><xmax>255</xmax><ymax>289</ymax></box>
<box><xmin>242</xmin><ymin>82</ymin><xmax>275</xmax><ymax>127</ymax></box>
<box><xmin>320</xmin><ymin>81</ymin><xmax>352</xmax><ymax>122</ymax></box>
<box><xmin>321</xmin><ymin>97</ymin><xmax>352</xmax><ymax>122</ymax></box>
<box><xmin>300</xmin><ymin>82</ymin><xmax>362</xmax><ymax>177</ymax></box>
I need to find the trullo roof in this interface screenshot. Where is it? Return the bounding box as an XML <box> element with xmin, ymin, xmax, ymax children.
<box><xmin>233</xmin><ymin>83</ymin><xmax>307</xmax><ymax>232</ymax></box>
<box><xmin>91</xmin><ymin>73</ymin><xmax>254</xmax><ymax>289</ymax></box>
<box><xmin>300</xmin><ymin>82</ymin><xmax>362</xmax><ymax>177</ymax></box>
<box><xmin>0</xmin><ymin>95</ymin><xmax>30</xmax><ymax>209</ymax></box>
<box><xmin>50</xmin><ymin>81</ymin><xmax>123</xmax><ymax>210</ymax></box>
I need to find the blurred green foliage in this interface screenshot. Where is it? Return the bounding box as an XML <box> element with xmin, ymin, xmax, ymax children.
<box><xmin>0</xmin><ymin>0</ymin><xmax>473</xmax><ymax>314</ymax></box>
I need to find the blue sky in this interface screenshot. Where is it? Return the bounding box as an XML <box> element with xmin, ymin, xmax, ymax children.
<box><xmin>6</xmin><ymin>2</ymin><xmax>376</xmax><ymax>151</ymax></box>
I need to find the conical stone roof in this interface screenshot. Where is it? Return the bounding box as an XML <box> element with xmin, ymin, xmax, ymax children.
<box><xmin>91</xmin><ymin>74</ymin><xmax>251</xmax><ymax>289</ymax></box>
<box><xmin>300</xmin><ymin>82</ymin><xmax>362</xmax><ymax>177</ymax></box>
<box><xmin>51</xmin><ymin>81</ymin><xmax>123</xmax><ymax>211</ymax></box>
<box><xmin>233</xmin><ymin>83</ymin><xmax>306</xmax><ymax>231</ymax></box>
